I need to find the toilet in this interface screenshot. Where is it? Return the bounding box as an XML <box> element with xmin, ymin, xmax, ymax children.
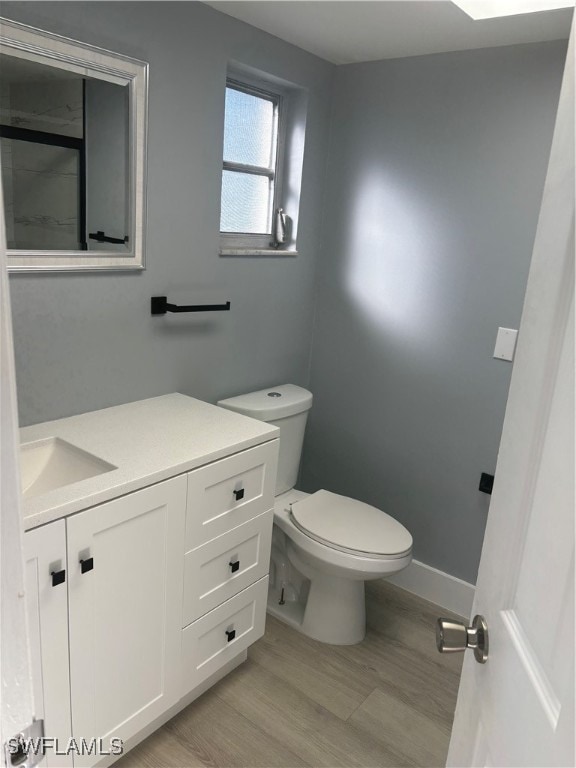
<box><xmin>217</xmin><ymin>384</ymin><xmax>413</xmax><ymax>645</ymax></box>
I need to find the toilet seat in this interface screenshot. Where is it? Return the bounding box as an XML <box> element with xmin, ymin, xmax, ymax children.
<box><xmin>289</xmin><ymin>489</ymin><xmax>412</xmax><ymax>559</ymax></box>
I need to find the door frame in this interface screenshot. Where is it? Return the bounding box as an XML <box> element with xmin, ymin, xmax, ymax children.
<box><xmin>0</xmin><ymin>137</ymin><xmax>36</xmax><ymax>762</ymax></box>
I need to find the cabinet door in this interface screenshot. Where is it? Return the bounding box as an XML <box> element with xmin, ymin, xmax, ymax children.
<box><xmin>25</xmin><ymin>520</ymin><xmax>73</xmax><ymax>768</ymax></box>
<box><xmin>67</xmin><ymin>476</ymin><xmax>186</xmax><ymax>766</ymax></box>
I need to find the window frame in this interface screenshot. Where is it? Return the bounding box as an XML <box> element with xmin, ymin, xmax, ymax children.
<box><xmin>220</xmin><ymin>76</ymin><xmax>287</xmax><ymax>252</ymax></box>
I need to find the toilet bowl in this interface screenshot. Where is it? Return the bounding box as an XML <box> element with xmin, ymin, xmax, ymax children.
<box><xmin>274</xmin><ymin>488</ymin><xmax>412</xmax><ymax>644</ymax></box>
<box><xmin>218</xmin><ymin>384</ymin><xmax>413</xmax><ymax>645</ymax></box>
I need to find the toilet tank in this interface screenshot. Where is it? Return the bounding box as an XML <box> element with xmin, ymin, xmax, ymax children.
<box><xmin>217</xmin><ymin>384</ymin><xmax>313</xmax><ymax>496</ymax></box>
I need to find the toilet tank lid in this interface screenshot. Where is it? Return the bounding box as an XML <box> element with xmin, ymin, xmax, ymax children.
<box><xmin>217</xmin><ymin>384</ymin><xmax>312</xmax><ymax>422</ymax></box>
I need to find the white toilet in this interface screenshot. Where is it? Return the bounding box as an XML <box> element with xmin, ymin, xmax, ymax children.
<box><xmin>218</xmin><ymin>384</ymin><xmax>413</xmax><ymax>645</ymax></box>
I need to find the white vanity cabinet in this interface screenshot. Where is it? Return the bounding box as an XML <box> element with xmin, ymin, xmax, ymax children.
<box><xmin>67</xmin><ymin>476</ymin><xmax>186</xmax><ymax>767</ymax></box>
<box><xmin>23</xmin><ymin>428</ymin><xmax>278</xmax><ymax>768</ymax></box>
<box><xmin>24</xmin><ymin>520</ymin><xmax>73</xmax><ymax>768</ymax></box>
<box><xmin>24</xmin><ymin>477</ymin><xmax>186</xmax><ymax>768</ymax></box>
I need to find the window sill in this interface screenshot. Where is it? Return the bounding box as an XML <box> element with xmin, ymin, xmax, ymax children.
<box><xmin>219</xmin><ymin>248</ymin><xmax>298</xmax><ymax>257</ymax></box>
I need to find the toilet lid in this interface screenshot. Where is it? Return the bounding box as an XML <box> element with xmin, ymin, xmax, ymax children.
<box><xmin>290</xmin><ymin>490</ymin><xmax>412</xmax><ymax>557</ymax></box>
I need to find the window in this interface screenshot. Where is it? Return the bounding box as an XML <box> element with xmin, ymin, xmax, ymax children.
<box><xmin>220</xmin><ymin>78</ymin><xmax>286</xmax><ymax>252</ymax></box>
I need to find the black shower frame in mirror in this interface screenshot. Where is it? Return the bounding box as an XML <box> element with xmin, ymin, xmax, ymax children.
<box><xmin>0</xmin><ymin>118</ymin><xmax>87</xmax><ymax>250</ymax></box>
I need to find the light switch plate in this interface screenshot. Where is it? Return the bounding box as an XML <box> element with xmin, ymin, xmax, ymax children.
<box><xmin>494</xmin><ymin>327</ymin><xmax>518</xmax><ymax>361</ymax></box>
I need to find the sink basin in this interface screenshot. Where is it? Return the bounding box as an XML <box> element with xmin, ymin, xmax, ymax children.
<box><xmin>20</xmin><ymin>437</ymin><xmax>116</xmax><ymax>499</ymax></box>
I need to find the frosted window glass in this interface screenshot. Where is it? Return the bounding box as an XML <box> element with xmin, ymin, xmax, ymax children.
<box><xmin>220</xmin><ymin>171</ymin><xmax>272</xmax><ymax>233</ymax></box>
<box><xmin>223</xmin><ymin>88</ymin><xmax>275</xmax><ymax>168</ymax></box>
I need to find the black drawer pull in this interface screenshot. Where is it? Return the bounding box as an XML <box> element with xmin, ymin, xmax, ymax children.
<box><xmin>51</xmin><ymin>569</ymin><xmax>66</xmax><ymax>587</ymax></box>
<box><xmin>233</xmin><ymin>488</ymin><xmax>245</xmax><ymax>501</ymax></box>
<box><xmin>229</xmin><ymin>560</ymin><xmax>240</xmax><ymax>573</ymax></box>
<box><xmin>225</xmin><ymin>629</ymin><xmax>236</xmax><ymax>642</ymax></box>
<box><xmin>80</xmin><ymin>557</ymin><xmax>94</xmax><ymax>574</ymax></box>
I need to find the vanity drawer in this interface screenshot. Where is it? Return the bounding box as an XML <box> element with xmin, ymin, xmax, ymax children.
<box><xmin>183</xmin><ymin>510</ymin><xmax>273</xmax><ymax>626</ymax></box>
<box><xmin>182</xmin><ymin>576</ymin><xmax>268</xmax><ymax>692</ymax></box>
<box><xmin>185</xmin><ymin>441</ymin><xmax>278</xmax><ymax>550</ymax></box>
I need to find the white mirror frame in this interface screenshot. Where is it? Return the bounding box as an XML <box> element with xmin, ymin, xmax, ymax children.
<box><xmin>0</xmin><ymin>18</ymin><xmax>148</xmax><ymax>272</ymax></box>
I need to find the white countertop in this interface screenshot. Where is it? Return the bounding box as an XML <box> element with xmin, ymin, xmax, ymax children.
<box><xmin>20</xmin><ymin>393</ymin><xmax>278</xmax><ymax>531</ymax></box>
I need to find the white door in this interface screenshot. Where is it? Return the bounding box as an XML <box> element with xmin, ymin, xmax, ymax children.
<box><xmin>67</xmin><ymin>476</ymin><xmax>186</xmax><ymax>767</ymax></box>
<box><xmin>0</xmin><ymin>139</ymin><xmax>36</xmax><ymax>762</ymax></box>
<box><xmin>447</xmin><ymin>21</ymin><xmax>575</xmax><ymax>768</ymax></box>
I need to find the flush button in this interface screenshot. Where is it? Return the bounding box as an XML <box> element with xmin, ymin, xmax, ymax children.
<box><xmin>267</xmin><ymin>392</ymin><xmax>282</xmax><ymax>397</ymax></box>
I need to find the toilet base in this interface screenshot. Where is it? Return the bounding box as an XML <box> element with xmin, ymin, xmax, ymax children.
<box><xmin>268</xmin><ymin>543</ymin><xmax>367</xmax><ymax>645</ymax></box>
<box><xmin>267</xmin><ymin>498</ymin><xmax>412</xmax><ymax>646</ymax></box>
<box><xmin>302</xmin><ymin>571</ymin><xmax>366</xmax><ymax>644</ymax></box>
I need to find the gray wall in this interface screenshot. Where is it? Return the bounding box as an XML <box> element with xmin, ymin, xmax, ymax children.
<box><xmin>4</xmin><ymin>4</ymin><xmax>567</xmax><ymax>584</ymax></box>
<box><xmin>301</xmin><ymin>42</ymin><xmax>566</xmax><ymax>584</ymax></box>
<box><xmin>4</xmin><ymin>1</ymin><xmax>333</xmax><ymax>426</ymax></box>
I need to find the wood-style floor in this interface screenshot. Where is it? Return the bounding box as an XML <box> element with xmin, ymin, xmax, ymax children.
<box><xmin>118</xmin><ymin>581</ymin><xmax>464</xmax><ymax>768</ymax></box>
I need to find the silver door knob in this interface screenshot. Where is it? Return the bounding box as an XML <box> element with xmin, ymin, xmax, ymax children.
<box><xmin>436</xmin><ymin>614</ymin><xmax>489</xmax><ymax>664</ymax></box>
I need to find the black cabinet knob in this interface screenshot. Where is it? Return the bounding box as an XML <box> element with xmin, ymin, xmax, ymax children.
<box><xmin>51</xmin><ymin>569</ymin><xmax>66</xmax><ymax>587</ymax></box>
<box><xmin>225</xmin><ymin>629</ymin><xmax>236</xmax><ymax>642</ymax></box>
<box><xmin>229</xmin><ymin>560</ymin><xmax>240</xmax><ymax>573</ymax></box>
<box><xmin>233</xmin><ymin>488</ymin><xmax>245</xmax><ymax>501</ymax></box>
<box><xmin>80</xmin><ymin>557</ymin><xmax>94</xmax><ymax>574</ymax></box>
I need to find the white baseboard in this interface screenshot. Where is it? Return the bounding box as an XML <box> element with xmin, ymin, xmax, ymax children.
<box><xmin>385</xmin><ymin>559</ymin><xmax>475</xmax><ymax>618</ymax></box>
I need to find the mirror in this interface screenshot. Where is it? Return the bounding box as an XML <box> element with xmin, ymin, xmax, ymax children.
<box><xmin>0</xmin><ymin>18</ymin><xmax>148</xmax><ymax>271</ymax></box>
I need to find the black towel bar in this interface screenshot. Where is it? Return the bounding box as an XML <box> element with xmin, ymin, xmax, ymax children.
<box><xmin>151</xmin><ymin>296</ymin><xmax>231</xmax><ymax>315</ymax></box>
<box><xmin>89</xmin><ymin>230</ymin><xmax>128</xmax><ymax>244</ymax></box>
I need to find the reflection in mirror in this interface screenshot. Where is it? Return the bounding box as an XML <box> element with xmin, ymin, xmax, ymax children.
<box><xmin>0</xmin><ymin>17</ymin><xmax>147</xmax><ymax>271</ymax></box>
<box><xmin>0</xmin><ymin>53</ymin><xmax>129</xmax><ymax>252</ymax></box>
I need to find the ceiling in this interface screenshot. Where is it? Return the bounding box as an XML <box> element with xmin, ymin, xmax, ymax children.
<box><xmin>204</xmin><ymin>1</ymin><xmax>573</xmax><ymax>64</ymax></box>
